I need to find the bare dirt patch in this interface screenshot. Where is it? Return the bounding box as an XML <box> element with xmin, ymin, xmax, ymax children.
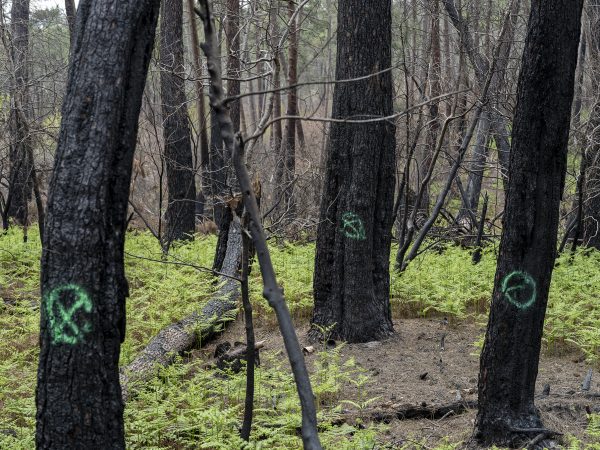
<box><xmin>201</xmin><ymin>316</ymin><xmax>599</xmax><ymax>448</ymax></box>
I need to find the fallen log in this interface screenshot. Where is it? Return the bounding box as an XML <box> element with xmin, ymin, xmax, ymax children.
<box><xmin>119</xmin><ymin>217</ymin><xmax>243</xmax><ymax>400</ymax></box>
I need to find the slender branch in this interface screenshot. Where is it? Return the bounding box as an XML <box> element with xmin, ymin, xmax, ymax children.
<box><xmin>197</xmin><ymin>1</ymin><xmax>322</xmax><ymax>448</ymax></box>
<box><xmin>123</xmin><ymin>251</ymin><xmax>242</xmax><ymax>282</ymax></box>
<box><xmin>240</xmin><ymin>217</ymin><xmax>255</xmax><ymax>441</ymax></box>
<box><xmin>224</xmin><ymin>65</ymin><xmax>398</xmax><ymax>104</ymax></box>
<box><xmin>245</xmin><ymin>88</ymin><xmax>471</xmax><ymax>142</ymax></box>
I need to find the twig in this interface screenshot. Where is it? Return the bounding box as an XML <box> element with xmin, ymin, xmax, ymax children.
<box><xmin>123</xmin><ymin>251</ymin><xmax>242</xmax><ymax>282</ymax></box>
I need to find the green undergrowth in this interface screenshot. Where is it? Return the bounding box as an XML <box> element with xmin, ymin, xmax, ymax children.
<box><xmin>1</xmin><ymin>226</ymin><xmax>600</xmax><ymax>449</ymax></box>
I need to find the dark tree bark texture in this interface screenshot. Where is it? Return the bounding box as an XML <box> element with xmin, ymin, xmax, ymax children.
<box><xmin>7</xmin><ymin>0</ymin><xmax>33</xmax><ymax>226</ymax></box>
<box><xmin>275</xmin><ymin>0</ymin><xmax>299</xmax><ymax>218</ymax></box>
<box><xmin>583</xmin><ymin>1</ymin><xmax>600</xmax><ymax>249</ymax></box>
<box><xmin>65</xmin><ymin>0</ymin><xmax>76</xmax><ymax>44</ymax></box>
<box><xmin>186</xmin><ymin>0</ymin><xmax>210</xmax><ymax>194</ymax></box>
<box><xmin>160</xmin><ymin>0</ymin><xmax>197</xmax><ymax>245</ymax></box>
<box><xmin>474</xmin><ymin>0</ymin><xmax>584</xmax><ymax>446</ymax></box>
<box><xmin>312</xmin><ymin>0</ymin><xmax>396</xmax><ymax>343</ymax></box>
<box><xmin>36</xmin><ymin>1</ymin><xmax>160</xmax><ymax>448</ymax></box>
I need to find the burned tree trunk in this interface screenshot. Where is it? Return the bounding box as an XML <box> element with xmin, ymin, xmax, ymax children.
<box><xmin>275</xmin><ymin>0</ymin><xmax>300</xmax><ymax>219</ymax></box>
<box><xmin>474</xmin><ymin>0</ymin><xmax>584</xmax><ymax>446</ymax></box>
<box><xmin>186</xmin><ymin>0</ymin><xmax>210</xmax><ymax>195</ymax></box>
<box><xmin>36</xmin><ymin>0</ymin><xmax>160</xmax><ymax>448</ymax></box>
<box><xmin>420</xmin><ymin>0</ymin><xmax>441</xmax><ymax>215</ymax></box>
<box><xmin>7</xmin><ymin>0</ymin><xmax>33</xmax><ymax>227</ymax></box>
<box><xmin>312</xmin><ymin>0</ymin><xmax>396</xmax><ymax>343</ymax></box>
<box><xmin>212</xmin><ymin>2</ymin><xmax>240</xmax><ymax>270</ymax></box>
<box><xmin>64</xmin><ymin>0</ymin><xmax>76</xmax><ymax>44</ymax></box>
<box><xmin>583</xmin><ymin>2</ymin><xmax>600</xmax><ymax>250</ymax></box>
<box><xmin>160</xmin><ymin>0</ymin><xmax>197</xmax><ymax>246</ymax></box>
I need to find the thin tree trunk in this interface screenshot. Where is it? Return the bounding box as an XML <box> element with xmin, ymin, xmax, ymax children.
<box><xmin>64</xmin><ymin>0</ymin><xmax>76</xmax><ymax>45</ymax></box>
<box><xmin>160</xmin><ymin>0</ymin><xmax>197</xmax><ymax>246</ymax></box>
<box><xmin>7</xmin><ymin>0</ymin><xmax>33</xmax><ymax>227</ymax></box>
<box><xmin>583</xmin><ymin>2</ymin><xmax>600</xmax><ymax>249</ymax></box>
<box><xmin>211</xmin><ymin>0</ymin><xmax>241</xmax><ymax>269</ymax></box>
<box><xmin>458</xmin><ymin>111</ymin><xmax>491</xmax><ymax>225</ymax></box>
<box><xmin>186</xmin><ymin>0</ymin><xmax>210</xmax><ymax>192</ymax></box>
<box><xmin>270</xmin><ymin>0</ymin><xmax>283</xmax><ymax>190</ymax></box>
<box><xmin>36</xmin><ymin>0</ymin><xmax>160</xmax><ymax>447</ymax></box>
<box><xmin>474</xmin><ymin>0</ymin><xmax>584</xmax><ymax>445</ymax></box>
<box><xmin>421</xmin><ymin>0</ymin><xmax>441</xmax><ymax>215</ymax></box>
<box><xmin>277</xmin><ymin>0</ymin><xmax>299</xmax><ymax>219</ymax></box>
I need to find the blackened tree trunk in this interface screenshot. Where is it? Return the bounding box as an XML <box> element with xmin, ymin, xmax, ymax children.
<box><xmin>474</xmin><ymin>0</ymin><xmax>583</xmax><ymax>446</ymax></box>
<box><xmin>186</xmin><ymin>0</ymin><xmax>210</xmax><ymax>194</ymax></box>
<box><xmin>583</xmin><ymin>2</ymin><xmax>600</xmax><ymax>250</ymax></box>
<box><xmin>7</xmin><ymin>0</ymin><xmax>33</xmax><ymax>227</ymax></box>
<box><xmin>36</xmin><ymin>1</ymin><xmax>160</xmax><ymax>448</ymax></box>
<box><xmin>160</xmin><ymin>0</ymin><xmax>197</xmax><ymax>246</ymax></box>
<box><xmin>459</xmin><ymin>112</ymin><xmax>491</xmax><ymax>224</ymax></box>
<box><xmin>225</xmin><ymin>0</ymin><xmax>240</xmax><ymax>131</ymax></box>
<box><xmin>269</xmin><ymin>0</ymin><xmax>283</xmax><ymax>172</ymax></box>
<box><xmin>212</xmin><ymin>2</ymin><xmax>240</xmax><ymax>270</ymax></box>
<box><xmin>276</xmin><ymin>0</ymin><xmax>299</xmax><ymax>219</ymax></box>
<box><xmin>312</xmin><ymin>0</ymin><xmax>396</xmax><ymax>343</ymax></box>
<box><xmin>65</xmin><ymin>0</ymin><xmax>76</xmax><ymax>44</ymax></box>
<box><xmin>420</xmin><ymin>0</ymin><xmax>441</xmax><ymax>215</ymax></box>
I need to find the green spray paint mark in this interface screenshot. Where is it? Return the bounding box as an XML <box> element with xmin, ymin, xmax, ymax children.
<box><xmin>340</xmin><ymin>212</ymin><xmax>366</xmax><ymax>240</ymax></box>
<box><xmin>45</xmin><ymin>284</ymin><xmax>93</xmax><ymax>345</ymax></box>
<box><xmin>500</xmin><ymin>271</ymin><xmax>537</xmax><ymax>310</ymax></box>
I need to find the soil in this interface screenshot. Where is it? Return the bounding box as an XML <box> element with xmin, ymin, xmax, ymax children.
<box><xmin>200</xmin><ymin>316</ymin><xmax>599</xmax><ymax>448</ymax></box>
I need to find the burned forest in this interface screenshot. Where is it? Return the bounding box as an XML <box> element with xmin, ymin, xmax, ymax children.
<box><xmin>1</xmin><ymin>0</ymin><xmax>600</xmax><ymax>449</ymax></box>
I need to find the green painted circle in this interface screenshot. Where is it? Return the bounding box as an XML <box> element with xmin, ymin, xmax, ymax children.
<box><xmin>45</xmin><ymin>284</ymin><xmax>93</xmax><ymax>345</ymax></box>
<box><xmin>500</xmin><ymin>271</ymin><xmax>537</xmax><ymax>310</ymax></box>
<box><xmin>340</xmin><ymin>212</ymin><xmax>366</xmax><ymax>241</ymax></box>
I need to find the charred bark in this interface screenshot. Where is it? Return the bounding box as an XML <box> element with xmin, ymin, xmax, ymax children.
<box><xmin>65</xmin><ymin>0</ymin><xmax>76</xmax><ymax>45</ymax></box>
<box><xmin>474</xmin><ymin>0</ymin><xmax>584</xmax><ymax>446</ymax></box>
<box><xmin>7</xmin><ymin>0</ymin><xmax>33</xmax><ymax>227</ymax></box>
<box><xmin>312</xmin><ymin>0</ymin><xmax>396</xmax><ymax>343</ymax></box>
<box><xmin>186</xmin><ymin>0</ymin><xmax>210</xmax><ymax>194</ymax></box>
<box><xmin>160</xmin><ymin>0</ymin><xmax>197</xmax><ymax>246</ymax></box>
<box><xmin>210</xmin><ymin>0</ymin><xmax>241</xmax><ymax>269</ymax></box>
<box><xmin>36</xmin><ymin>0</ymin><xmax>160</xmax><ymax>448</ymax></box>
<box><xmin>583</xmin><ymin>2</ymin><xmax>600</xmax><ymax>250</ymax></box>
<box><xmin>276</xmin><ymin>0</ymin><xmax>299</xmax><ymax>219</ymax></box>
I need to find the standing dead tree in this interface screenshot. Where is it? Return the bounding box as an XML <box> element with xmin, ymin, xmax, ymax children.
<box><xmin>159</xmin><ymin>0</ymin><xmax>197</xmax><ymax>246</ymax></box>
<box><xmin>196</xmin><ymin>0</ymin><xmax>322</xmax><ymax>448</ymax></box>
<box><xmin>5</xmin><ymin>0</ymin><xmax>33</xmax><ymax>230</ymax></box>
<box><xmin>36</xmin><ymin>0</ymin><xmax>161</xmax><ymax>447</ymax></box>
<box><xmin>474</xmin><ymin>0</ymin><xmax>584</xmax><ymax>445</ymax></box>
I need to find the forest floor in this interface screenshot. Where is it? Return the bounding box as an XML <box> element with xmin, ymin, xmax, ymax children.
<box><xmin>207</xmin><ymin>315</ymin><xmax>598</xmax><ymax>449</ymax></box>
<box><xmin>2</xmin><ymin>227</ymin><xmax>600</xmax><ymax>449</ymax></box>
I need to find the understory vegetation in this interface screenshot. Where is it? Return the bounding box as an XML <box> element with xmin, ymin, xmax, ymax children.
<box><xmin>1</xmin><ymin>227</ymin><xmax>600</xmax><ymax>449</ymax></box>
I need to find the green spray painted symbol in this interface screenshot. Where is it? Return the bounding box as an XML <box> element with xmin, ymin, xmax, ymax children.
<box><xmin>340</xmin><ymin>212</ymin><xmax>366</xmax><ymax>240</ymax></box>
<box><xmin>500</xmin><ymin>271</ymin><xmax>537</xmax><ymax>310</ymax></box>
<box><xmin>45</xmin><ymin>284</ymin><xmax>93</xmax><ymax>345</ymax></box>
